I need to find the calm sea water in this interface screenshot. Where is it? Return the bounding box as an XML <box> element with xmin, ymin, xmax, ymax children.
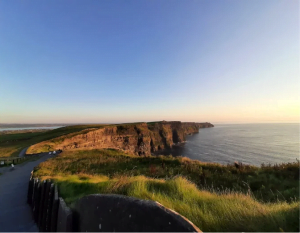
<box><xmin>0</xmin><ymin>126</ymin><xmax>62</xmax><ymax>132</ymax></box>
<box><xmin>157</xmin><ymin>124</ymin><xmax>299</xmax><ymax>166</ymax></box>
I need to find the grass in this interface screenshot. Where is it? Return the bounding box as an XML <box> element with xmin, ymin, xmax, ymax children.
<box><xmin>0</xmin><ymin>124</ymin><xmax>106</xmax><ymax>157</ymax></box>
<box><xmin>34</xmin><ymin>149</ymin><xmax>299</xmax><ymax>203</ymax></box>
<box><xmin>33</xmin><ymin>149</ymin><xmax>300</xmax><ymax>232</ymax></box>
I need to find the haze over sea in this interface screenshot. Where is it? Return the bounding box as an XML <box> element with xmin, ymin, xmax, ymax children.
<box><xmin>0</xmin><ymin>126</ymin><xmax>62</xmax><ymax>132</ymax></box>
<box><xmin>157</xmin><ymin>123</ymin><xmax>299</xmax><ymax>166</ymax></box>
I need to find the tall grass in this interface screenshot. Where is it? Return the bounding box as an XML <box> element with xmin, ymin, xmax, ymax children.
<box><xmin>33</xmin><ymin>149</ymin><xmax>300</xmax><ymax>231</ymax></box>
<box><xmin>38</xmin><ymin>174</ymin><xmax>299</xmax><ymax>232</ymax></box>
<box><xmin>34</xmin><ymin>149</ymin><xmax>299</xmax><ymax>203</ymax></box>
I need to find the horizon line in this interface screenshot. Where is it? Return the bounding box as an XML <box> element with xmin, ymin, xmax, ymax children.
<box><xmin>0</xmin><ymin>121</ymin><xmax>299</xmax><ymax>125</ymax></box>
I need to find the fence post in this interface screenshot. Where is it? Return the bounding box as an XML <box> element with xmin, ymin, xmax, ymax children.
<box><xmin>46</xmin><ymin>182</ymin><xmax>54</xmax><ymax>232</ymax></box>
<box><xmin>38</xmin><ymin>180</ymin><xmax>46</xmax><ymax>229</ymax></box>
<box><xmin>31</xmin><ymin>179</ymin><xmax>37</xmax><ymax>210</ymax></box>
<box><xmin>41</xmin><ymin>181</ymin><xmax>51</xmax><ymax>232</ymax></box>
<box><xmin>33</xmin><ymin>179</ymin><xmax>41</xmax><ymax>223</ymax></box>
<box><xmin>50</xmin><ymin>185</ymin><xmax>59</xmax><ymax>232</ymax></box>
<box><xmin>27</xmin><ymin>177</ymin><xmax>34</xmax><ymax>205</ymax></box>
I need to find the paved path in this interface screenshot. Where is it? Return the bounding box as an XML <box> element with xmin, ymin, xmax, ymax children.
<box><xmin>0</xmin><ymin>153</ymin><xmax>51</xmax><ymax>232</ymax></box>
<box><xmin>18</xmin><ymin>147</ymin><xmax>29</xmax><ymax>158</ymax></box>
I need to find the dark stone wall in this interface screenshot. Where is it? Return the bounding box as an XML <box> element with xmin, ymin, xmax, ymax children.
<box><xmin>73</xmin><ymin>194</ymin><xmax>201</xmax><ymax>232</ymax></box>
<box><xmin>56</xmin><ymin>197</ymin><xmax>73</xmax><ymax>232</ymax></box>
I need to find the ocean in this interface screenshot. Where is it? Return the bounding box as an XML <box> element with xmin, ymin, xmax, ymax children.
<box><xmin>0</xmin><ymin>126</ymin><xmax>62</xmax><ymax>132</ymax></box>
<box><xmin>156</xmin><ymin>123</ymin><xmax>299</xmax><ymax>166</ymax></box>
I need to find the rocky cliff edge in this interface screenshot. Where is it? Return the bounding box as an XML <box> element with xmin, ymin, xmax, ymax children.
<box><xmin>27</xmin><ymin>121</ymin><xmax>214</xmax><ymax>156</ymax></box>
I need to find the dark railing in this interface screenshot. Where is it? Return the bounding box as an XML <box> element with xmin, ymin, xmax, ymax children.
<box><xmin>27</xmin><ymin>178</ymin><xmax>72</xmax><ymax>232</ymax></box>
<box><xmin>0</xmin><ymin>154</ymin><xmax>41</xmax><ymax>166</ymax></box>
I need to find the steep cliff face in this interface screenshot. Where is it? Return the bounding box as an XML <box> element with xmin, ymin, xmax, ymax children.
<box><xmin>28</xmin><ymin>121</ymin><xmax>214</xmax><ymax>155</ymax></box>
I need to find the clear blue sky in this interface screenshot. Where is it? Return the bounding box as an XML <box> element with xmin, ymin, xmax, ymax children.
<box><xmin>0</xmin><ymin>0</ymin><xmax>299</xmax><ymax>124</ymax></box>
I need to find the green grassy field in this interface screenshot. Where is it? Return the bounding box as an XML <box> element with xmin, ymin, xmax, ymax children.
<box><xmin>33</xmin><ymin>149</ymin><xmax>300</xmax><ymax>232</ymax></box>
<box><xmin>0</xmin><ymin>125</ymin><xmax>107</xmax><ymax>157</ymax></box>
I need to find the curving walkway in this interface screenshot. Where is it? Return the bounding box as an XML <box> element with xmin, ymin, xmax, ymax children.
<box><xmin>18</xmin><ymin>147</ymin><xmax>29</xmax><ymax>158</ymax></box>
<box><xmin>0</xmin><ymin>152</ymin><xmax>51</xmax><ymax>232</ymax></box>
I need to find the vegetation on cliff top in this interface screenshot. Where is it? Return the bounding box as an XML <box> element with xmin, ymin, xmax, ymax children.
<box><xmin>26</xmin><ymin>121</ymin><xmax>213</xmax><ymax>156</ymax></box>
<box><xmin>1</xmin><ymin>122</ymin><xmax>209</xmax><ymax>157</ymax></box>
<box><xmin>0</xmin><ymin>124</ymin><xmax>106</xmax><ymax>157</ymax></box>
<box><xmin>33</xmin><ymin>149</ymin><xmax>300</xmax><ymax>232</ymax></box>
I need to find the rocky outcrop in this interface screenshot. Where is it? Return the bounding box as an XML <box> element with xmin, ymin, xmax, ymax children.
<box><xmin>28</xmin><ymin>121</ymin><xmax>213</xmax><ymax>156</ymax></box>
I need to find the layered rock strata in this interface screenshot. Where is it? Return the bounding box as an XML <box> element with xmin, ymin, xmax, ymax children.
<box><xmin>29</xmin><ymin>121</ymin><xmax>213</xmax><ymax>156</ymax></box>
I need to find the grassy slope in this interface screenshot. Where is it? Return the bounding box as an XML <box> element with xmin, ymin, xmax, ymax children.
<box><xmin>26</xmin><ymin>122</ymin><xmax>152</xmax><ymax>154</ymax></box>
<box><xmin>34</xmin><ymin>149</ymin><xmax>299</xmax><ymax>203</ymax></box>
<box><xmin>0</xmin><ymin>125</ymin><xmax>107</xmax><ymax>157</ymax></box>
<box><xmin>33</xmin><ymin>149</ymin><xmax>300</xmax><ymax>232</ymax></box>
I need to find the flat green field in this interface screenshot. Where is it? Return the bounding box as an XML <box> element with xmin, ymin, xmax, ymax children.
<box><xmin>33</xmin><ymin>149</ymin><xmax>300</xmax><ymax>232</ymax></box>
<box><xmin>0</xmin><ymin>125</ymin><xmax>106</xmax><ymax>157</ymax></box>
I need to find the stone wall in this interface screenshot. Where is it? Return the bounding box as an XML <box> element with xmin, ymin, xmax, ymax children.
<box><xmin>73</xmin><ymin>194</ymin><xmax>201</xmax><ymax>232</ymax></box>
<box><xmin>27</xmin><ymin>178</ymin><xmax>201</xmax><ymax>232</ymax></box>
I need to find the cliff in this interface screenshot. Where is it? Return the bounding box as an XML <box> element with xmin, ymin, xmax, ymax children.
<box><xmin>27</xmin><ymin>121</ymin><xmax>214</xmax><ymax>156</ymax></box>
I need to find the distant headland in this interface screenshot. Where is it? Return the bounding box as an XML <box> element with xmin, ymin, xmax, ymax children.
<box><xmin>27</xmin><ymin>121</ymin><xmax>214</xmax><ymax>156</ymax></box>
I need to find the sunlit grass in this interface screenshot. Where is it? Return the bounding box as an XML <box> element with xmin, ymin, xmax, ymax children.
<box><xmin>33</xmin><ymin>149</ymin><xmax>300</xmax><ymax>232</ymax></box>
<box><xmin>0</xmin><ymin>125</ymin><xmax>106</xmax><ymax>157</ymax></box>
<box><xmin>34</xmin><ymin>149</ymin><xmax>299</xmax><ymax>203</ymax></box>
<box><xmin>36</xmin><ymin>174</ymin><xmax>299</xmax><ymax>232</ymax></box>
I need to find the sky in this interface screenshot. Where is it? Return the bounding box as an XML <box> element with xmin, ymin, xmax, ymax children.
<box><xmin>0</xmin><ymin>0</ymin><xmax>299</xmax><ymax>124</ymax></box>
